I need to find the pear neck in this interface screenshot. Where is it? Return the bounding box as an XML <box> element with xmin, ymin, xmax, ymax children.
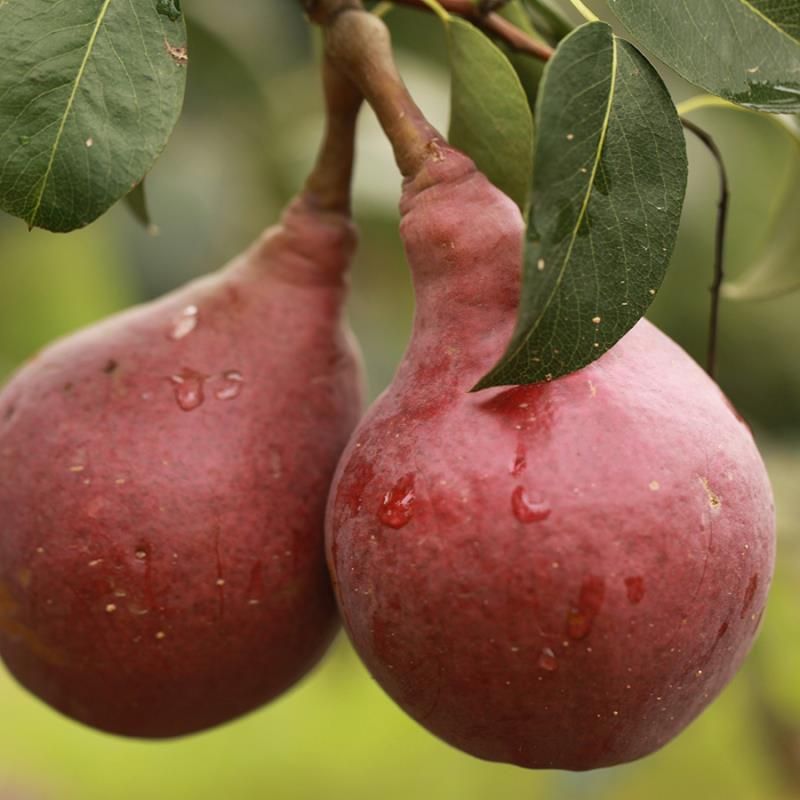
<box><xmin>399</xmin><ymin>149</ymin><xmax>525</xmax><ymax>379</ymax></box>
<box><xmin>243</xmin><ymin>195</ymin><xmax>357</xmax><ymax>288</ymax></box>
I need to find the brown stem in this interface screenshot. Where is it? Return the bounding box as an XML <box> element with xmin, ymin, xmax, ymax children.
<box><xmin>391</xmin><ymin>0</ymin><xmax>555</xmax><ymax>61</ymax></box>
<box><xmin>681</xmin><ymin>117</ymin><xmax>729</xmax><ymax>381</ymax></box>
<box><xmin>318</xmin><ymin>3</ymin><xmax>444</xmax><ymax>176</ymax></box>
<box><xmin>303</xmin><ymin>56</ymin><xmax>363</xmax><ymax>213</ymax></box>
<box><xmin>301</xmin><ymin>0</ymin><xmax>552</xmax><ymax>175</ymax></box>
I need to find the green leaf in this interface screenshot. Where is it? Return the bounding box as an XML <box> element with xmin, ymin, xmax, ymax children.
<box><xmin>446</xmin><ymin>16</ymin><xmax>534</xmax><ymax>213</ymax></box>
<box><xmin>723</xmin><ymin>115</ymin><xmax>800</xmax><ymax>300</ymax></box>
<box><xmin>475</xmin><ymin>22</ymin><xmax>688</xmax><ymax>390</ymax></box>
<box><xmin>124</xmin><ymin>180</ymin><xmax>157</xmax><ymax>234</ymax></box>
<box><xmin>608</xmin><ymin>0</ymin><xmax>800</xmax><ymax>114</ymax></box>
<box><xmin>522</xmin><ymin>0</ymin><xmax>575</xmax><ymax>43</ymax></box>
<box><xmin>724</xmin><ymin>173</ymin><xmax>800</xmax><ymax>300</ymax></box>
<box><xmin>0</xmin><ymin>0</ymin><xmax>187</xmax><ymax>232</ymax></box>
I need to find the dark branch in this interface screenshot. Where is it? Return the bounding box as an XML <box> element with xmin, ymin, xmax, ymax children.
<box><xmin>681</xmin><ymin>117</ymin><xmax>730</xmax><ymax>381</ymax></box>
<box><xmin>383</xmin><ymin>0</ymin><xmax>555</xmax><ymax>61</ymax></box>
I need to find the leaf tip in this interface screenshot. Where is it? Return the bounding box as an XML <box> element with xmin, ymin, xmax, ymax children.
<box><xmin>469</xmin><ymin>370</ymin><xmax>502</xmax><ymax>393</ymax></box>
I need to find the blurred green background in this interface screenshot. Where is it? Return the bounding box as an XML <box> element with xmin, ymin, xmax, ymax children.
<box><xmin>1</xmin><ymin>1</ymin><xmax>798</xmax><ymax>798</ymax></box>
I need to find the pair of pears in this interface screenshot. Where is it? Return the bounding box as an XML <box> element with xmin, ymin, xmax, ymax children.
<box><xmin>0</xmin><ymin>142</ymin><xmax>773</xmax><ymax>768</ymax></box>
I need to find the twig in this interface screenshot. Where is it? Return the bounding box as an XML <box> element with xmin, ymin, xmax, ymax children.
<box><xmin>382</xmin><ymin>0</ymin><xmax>555</xmax><ymax>61</ymax></box>
<box><xmin>681</xmin><ymin>117</ymin><xmax>730</xmax><ymax>381</ymax></box>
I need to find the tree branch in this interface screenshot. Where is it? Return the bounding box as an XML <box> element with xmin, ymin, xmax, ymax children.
<box><xmin>681</xmin><ymin>117</ymin><xmax>730</xmax><ymax>381</ymax></box>
<box><xmin>376</xmin><ymin>0</ymin><xmax>555</xmax><ymax>61</ymax></box>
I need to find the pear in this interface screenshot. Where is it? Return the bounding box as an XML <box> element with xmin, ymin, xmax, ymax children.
<box><xmin>0</xmin><ymin>61</ymin><xmax>365</xmax><ymax>738</ymax></box>
<box><xmin>326</xmin><ymin>147</ymin><xmax>775</xmax><ymax>770</ymax></box>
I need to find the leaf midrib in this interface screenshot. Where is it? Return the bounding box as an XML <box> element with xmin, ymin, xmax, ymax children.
<box><xmin>506</xmin><ymin>33</ymin><xmax>619</xmax><ymax>367</ymax></box>
<box><xmin>28</xmin><ymin>0</ymin><xmax>113</xmax><ymax>228</ymax></box>
<box><xmin>738</xmin><ymin>0</ymin><xmax>800</xmax><ymax>45</ymax></box>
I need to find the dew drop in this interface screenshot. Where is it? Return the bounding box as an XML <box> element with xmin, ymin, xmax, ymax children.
<box><xmin>538</xmin><ymin>647</ymin><xmax>558</xmax><ymax>672</ymax></box>
<box><xmin>510</xmin><ymin>442</ymin><xmax>527</xmax><ymax>477</ymax></box>
<box><xmin>566</xmin><ymin>575</ymin><xmax>606</xmax><ymax>640</ymax></box>
<box><xmin>511</xmin><ymin>486</ymin><xmax>551</xmax><ymax>523</ymax></box>
<box><xmin>214</xmin><ymin>370</ymin><xmax>244</xmax><ymax>400</ymax></box>
<box><xmin>169</xmin><ymin>305</ymin><xmax>199</xmax><ymax>340</ymax></box>
<box><xmin>378</xmin><ymin>474</ymin><xmax>416</xmax><ymax>529</ymax></box>
<box><xmin>169</xmin><ymin>368</ymin><xmax>206</xmax><ymax>411</ymax></box>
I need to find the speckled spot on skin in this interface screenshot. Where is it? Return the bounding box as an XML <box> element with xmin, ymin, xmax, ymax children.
<box><xmin>698</xmin><ymin>476</ymin><xmax>721</xmax><ymax>509</ymax></box>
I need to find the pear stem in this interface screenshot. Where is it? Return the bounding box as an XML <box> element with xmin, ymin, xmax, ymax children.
<box><xmin>303</xmin><ymin>56</ymin><xmax>363</xmax><ymax>214</ymax></box>
<box><xmin>303</xmin><ymin>0</ymin><xmax>444</xmax><ymax>177</ymax></box>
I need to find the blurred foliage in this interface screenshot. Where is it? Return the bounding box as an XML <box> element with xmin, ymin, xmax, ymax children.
<box><xmin>0</xmin><ymin>1</ymin><xmax>798</xmax><ymax>798</ymax></box>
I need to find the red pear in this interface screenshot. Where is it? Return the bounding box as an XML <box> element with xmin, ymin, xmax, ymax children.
<box><xmin>0</xmin><ymin>196</ymin><xmax>363</xmax><ymax>737</ymax></box>
<box><xmin>326</xmin><ymin>148</ymin><xmax>775</xmax><ymax>770</ymax></box>
<box><xmin>0</xmin><ymin>58</ymin><xmax>365</xmax><ymax>737</ymax></box>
